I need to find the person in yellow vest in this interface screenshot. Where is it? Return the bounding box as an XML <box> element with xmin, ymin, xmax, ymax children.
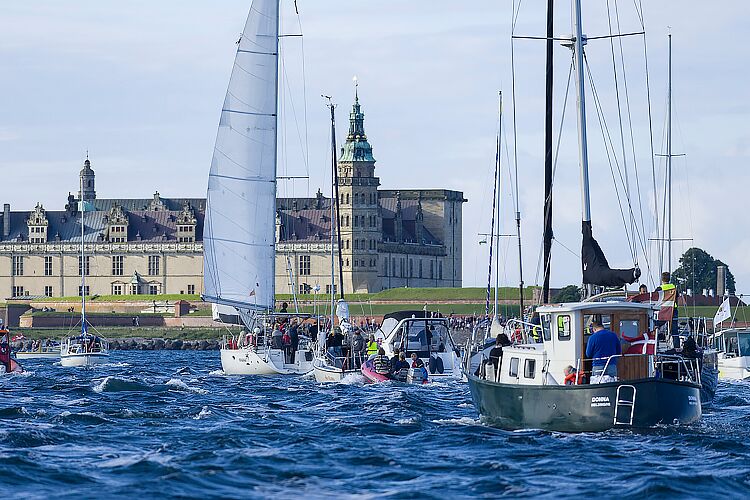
<box><xmin>656</xmin><ymin>271</ymin><xmax>680</xmax><ymax>348</ymax></box>
<box><xmin>366</xmin><ymin>334</ymin><xmax>379</xmax><ymax>359</ymax></box>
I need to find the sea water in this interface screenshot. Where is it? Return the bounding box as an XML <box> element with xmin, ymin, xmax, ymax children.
<box><xmin>1</xmin><ymin>350</ymin><xmax>749</xmax><ymax>498</ymax></box>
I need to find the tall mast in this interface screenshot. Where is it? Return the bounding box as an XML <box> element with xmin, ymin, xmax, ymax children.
<box><xmin>79</xmin><ymin>173</ymin><xmax>86</xmax><ymax>335</ymax></box>
<box><xmin>325</xmin><ymin>98</ymin><xmax>337</xmax><ymax>327</ymax></box>
<box><xmin>331</xmin><ymin>105</ymin><xmax>345</xmax><ymax>300</ymax></box>
<box><xmin>666</xmin><ymin>32</ymin><xmax>672</xmax><ymax>274</ymax></box>
<box><xmin>485</xmin><ymin>93</ymin><xmax>503</xmax><ymax>319</ymax></box>
<box><xmin>572</xmin><ymin>0</ymin><xmax>591</xmax><ymax>224</ymax></box>
<box><xmin>542</xmin><ymin>0</ymin><xmax>554</xmax><ymax>303</ymax></box>
<box><xmin>494</xmin><ymin>94</ymin><xmax>501</xmax><ymax>319</ymax></box>
<box><xmin>272</xmin><ymin>0</ymin><xmax>280</xmax><ymax>311</ymax></box>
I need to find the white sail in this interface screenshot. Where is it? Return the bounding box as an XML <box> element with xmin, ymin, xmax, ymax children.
<box><xmin>203</xmin><ymin>0</ymin><xmax>279</xmax><ymax>311</ymax></box>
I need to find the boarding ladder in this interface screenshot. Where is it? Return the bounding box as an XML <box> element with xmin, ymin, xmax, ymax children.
<box><xmin>614</xmin><ymin>384</ymin><xmax>636</xmax><ymax>426</ymax></box>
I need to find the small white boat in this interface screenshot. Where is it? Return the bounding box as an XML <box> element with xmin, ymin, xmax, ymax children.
<box><xmin>312</xmin><ymin>350</ymin><xmax>361</xmax><ymax>383</ymax></box>
<box><xmin>15</xmin><ymin>345</ymin><xmax>61</xmax><ymax>360</ymax></box>
<box><xmin>60</xmin><ymin>335</ymin><xmax>110</xmax><ymax>367</ymax></box>
<box><xmin>711</xmin><ymin>328</ymin><xmax>750</xmax><ymax>380</ymax></box>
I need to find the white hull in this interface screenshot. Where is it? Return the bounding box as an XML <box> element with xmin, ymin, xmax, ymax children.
<box><xmin>220</xmin><ymin>347</ymin><xmax>313</xmax><ymax>375</ymax></box>
<box><xmin>60</xmin><ymin>352</ymin><xmax>110</xmax><ymax>367</ymax></box>
<box><xmin>312</xmin><ymin>357</ymin><xmax>359</xmax><ymax>383</ymax></box>
<box><xmin>718</xmin><ymin>355</ymin><xmax>750</xmax><ymax>380</ymax></box>
<box><xmin>16</xmin><ymin>351</ymin><xmax>60</xmax><ymax>360</ymax></box>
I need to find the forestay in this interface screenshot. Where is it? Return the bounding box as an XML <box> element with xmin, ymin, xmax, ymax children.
<box><xmin>203</xmin><ymin>0</ymin><xmax>279</xmax><ymax>311</ymax></box>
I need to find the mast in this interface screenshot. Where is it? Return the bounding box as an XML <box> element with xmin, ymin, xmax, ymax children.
<box><xmin>542</xmin><ymin>0</ymin><xmax>554</xmax><ymax>304</ymax></box>
<box><xmin>485</xmin><ymin>93</ymin><xmax>502</xmax><ymax>319</ymax></box>
<box><xmin>572</xmin><ymin>0</ymin><xmax>591</xmax><ymax>224</ymax></box>
<box><xmin>666</xmin><ymin>32</ymin><xmax>672</xmax><ymax>274</ymax></box>
<box><xmin>80</xmin><ymin>173</ymin><xmax>86</xmax><ymax>336</ymax></box>
<box><xmin>330</xmin><ymin>104</ymin><xmax>345</xmax><ymax>300</ymax></box>
<box><xmin>326</xmin><ymin>98</ymin><xmax>337</xmax><ymax>328</ymax></box>
<box><xmin>271</xmin><ymin>0</ymin><xmax>280</xmax><ymax>312</ymax></box>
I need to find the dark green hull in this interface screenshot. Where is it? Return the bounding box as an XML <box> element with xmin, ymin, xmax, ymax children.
<box><xmin>467</xmin><ymin>375</ymin><xmax>701</xmax><ymax>432</ymax></box>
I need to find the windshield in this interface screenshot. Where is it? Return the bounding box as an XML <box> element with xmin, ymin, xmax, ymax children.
<box><xmin>391</xmin><ymin>319</ymin><xmax>451</xmax><ymax>353</ymax></box>
<box><xmin>738</xmin><ymin>333</ymin><xmax>750</xmax><ymax>357</ymax></box>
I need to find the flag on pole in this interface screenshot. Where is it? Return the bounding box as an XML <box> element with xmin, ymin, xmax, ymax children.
<box><xmin>714</xmin><ymin>297</ymin><xmax>731</xmax><ymax>325</ymax></box>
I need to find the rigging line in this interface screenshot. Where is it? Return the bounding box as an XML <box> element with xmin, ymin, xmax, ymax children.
<box><xmin>606</xmin><ymin>0</ymin><xmax>638</xmax><ymax>265</ymax></box>
<box><xmin>293</xmin><ymin>1</ymin><xmax>310</xmax><ymax>187</ymax></box>
<box><xmin>632</xmin><ymin>0</ymin><xmax>644</xmax><ymax>29</ymax></box>
<box><xmin>640</xmin><ymin>26</ymin><xmax>661</xmax><ymax>280</ymax></box>
<box><xmin>613</xmin><ymin>0</ymin><xmax>649</xmax><ymax>279</ymax></box>
<box><xmin>553</xmin><ymin>237</ymin><xmax>580</xmax><ymax>259</ymax></box>
<box><xmin>584</xmin><ymin>55</ymin><xmax>650</xmax><ymax>263</ymax></box>
<box><xmin>280</xmin><ymin>45</ymin><xmax>308</xmax><ymax>189</ymax></box>
<box><xmin>511</xmin><ymin>0</ymin><xmax>524</xmax><ymax>34</ymax></box>
<box><xmin>584</xmin><ymin>56</ymin><xmax>637</xmax><ymax>263</ymax></box>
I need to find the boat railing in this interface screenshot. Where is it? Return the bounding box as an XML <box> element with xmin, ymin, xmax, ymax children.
<box><xmin>573</xmin><ymin>353</ymin><xmax>700</xmax><ymax>385</ymax></box>
<box><xmin>323</xmin><ymin>348</ymin><xmax>364</xmax><ymax>370</ymax></box>
<box><xmin>504</xmin><ymin>319</ymin><xmax>542</xmax><ymax>344</ymax></box>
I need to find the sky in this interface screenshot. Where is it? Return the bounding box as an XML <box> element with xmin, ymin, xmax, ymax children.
<box><xmin>0</xmin><ymin>0</ymin><xmax>748</xmax><ymax>293</ymax></box>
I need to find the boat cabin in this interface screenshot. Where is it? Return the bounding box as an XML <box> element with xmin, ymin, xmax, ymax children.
<box><xmin>712</xmin><ymin>328</ymin><xmax>750</xmax><ymax>358</ymax></box>
<box><xmin>487</xmin><ymin>301</ymin><xmax>658</xmax><ymax>386</ymax></box>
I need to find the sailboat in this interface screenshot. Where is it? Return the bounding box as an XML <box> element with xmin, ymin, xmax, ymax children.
<box><xmin>60</xmin><ymin>177</ymin><xmax>110</xmax><ymax>367</ymax></box>
<box><xmin>466</xmin><ymin>0</ymin><xmax>702</xmax><ymax>432</ymax></box>
<box><xmin>204</xmin><ymin>0</ymin><xmax>314</xmax><ymax>376</ymax></box>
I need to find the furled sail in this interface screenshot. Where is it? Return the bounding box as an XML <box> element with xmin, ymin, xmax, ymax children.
<box><xmin>203</xmin><ymin>0</ymin><xmax>279</xmax><ymax>311</ymax></box>
<box><xmin>581</xmin><ymin>221</ymin><xmax>639</xmax><ymax>287</ymax></box>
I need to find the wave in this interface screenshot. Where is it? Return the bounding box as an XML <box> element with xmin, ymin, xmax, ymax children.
<box><xmin>93</xmin><ymin>376</ymin><xmax>167</xmax><ymax>393</ymax></box>
<box><xmin>165</xmin><ymin>378</ymin><xmax>208</xmax><ymax>395</ymax></box>
<box><xmin>193</xmin><ymin>406</ymin><xmax>212</xmax><ymax>420</ymax></box>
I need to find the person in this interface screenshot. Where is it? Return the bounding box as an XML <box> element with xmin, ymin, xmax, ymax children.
<box><xmin>366</xmin><ymin>334</ymin><xmax>379</xmax><ymax>358</ymax></box>
<box><xmin>638</xmin><ymin>283</ymin><xmax>648</xmax><ymax>295</ymax></box>
<box><xmin>488</xmin><ymin>335</ymin><xmax>506</xmax><ymax>371</ymax></box>
<box><xmin>373</xmin><ymin>347</ymin><xmax>390</xmax><ymax>375</ymax></box>
<box><xmin>563</xmin><ymin>365</ymin><xmax>584</xmax><ymax>385</ymax></box>
<box><xmin>426</xmin><ymin>325</ymin><xmax>433</xmax><ymax>352</ymax></box>
<box><xmin>272</xmin><ymin>325</ymin><xmax>284</xmax><ymax>349</ymax></box>
<box><xmin>289</xmin><ymin>321</ymin><xmax>299</xmax><ymax>363</ymax></box>
<box><xmin>391</xmin><ymin>352</ymin><xmax>410</xmax><ymax>381</ymax></box>
<box><xmin>656</xmin><ymin>271</ymin><xmax>680</xmax><ymax>348</ymax></box>
<box><xmin>530</xmin><ymin>312</ymin><xmax>542</xmax><ymax>342</ymax></box>
<box><xmin>410</xmin><ymin>352</ymin><xmax>425</xmax><ymax>368</ymax></box>
<box><xmin>351</xmin><ymin>331</ymin><xmax>365</xmax><ymax>367</ymax></box>
<box><xmin>282</xmin><ymin>330</ymin><xmax>292</xmax><ymax>363</ymax></box>
<box><xmin>681</xmin><ymin>335</ymin><xmax>700</xmax><ymax>359</ymax></box>
<box><xmin>585</xmin><ymin>319</ymin><xmax>621</xmax><ymax>379</ymax></box>
<box><xmin>279</xmin><ymin>302</ymin><xmax>288</xmax><ymax>314</ymax></box>
<box><xmin>389</xmin><ymin>348</ymin><xmax>401</xmax><ymax>375</ymax></box>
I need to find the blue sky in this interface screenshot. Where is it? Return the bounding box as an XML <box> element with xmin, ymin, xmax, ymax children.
<box><xmin>1</xmin><ymin>1</ymin><xmax>747</xmax><ymax>293</ymax></box>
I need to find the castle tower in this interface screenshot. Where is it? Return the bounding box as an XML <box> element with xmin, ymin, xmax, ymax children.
<box><xmin>79</xmin><ymin>158</ymin><xmax>96</xmax><ymax>201</ymax></box>
<box><xmin>337</xmin><ymin>85</ymin><xmax>381</xmax><ymax>293</ymax></box>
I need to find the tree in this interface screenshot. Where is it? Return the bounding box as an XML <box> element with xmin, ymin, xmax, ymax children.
<box><xmin>553</xmin><ymin>285</ymin><xmax>582</xmax><ymax>303</ymax></box>
<box><xmin>671</xmin><ymin>247</ymin><xmax>736</xmax><ymax>295</ymax></box>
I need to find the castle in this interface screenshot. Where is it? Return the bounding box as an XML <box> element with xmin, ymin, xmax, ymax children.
<box><xmin>0</xmin><ymin>97</ymin><xmax>465</xmax><ymax>298</ymax></box>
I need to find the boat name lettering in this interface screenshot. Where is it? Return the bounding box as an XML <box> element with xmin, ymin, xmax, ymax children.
<box><xmin>590</xmin><ymin>396</ymin><xmax>611</xmax><ymax>407</ymax></box>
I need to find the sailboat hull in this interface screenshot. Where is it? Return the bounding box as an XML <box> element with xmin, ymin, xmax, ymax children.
<box><xmin>311</xmin><ymin>357</ymin><xmax>360</xmax><ymax>383</ymax></box>
<box><xmin>60</xmin><ymin>352</ymin><xmax>110</xmax><ymax>367</ymax></box>
<box><xmin>220</xmin><ymin>347</ymin><xmax>314</xmax><ymax>375</ymax></box>
<box><xmin>467</xmin><ymin>374</ymin><xmax>701</xmax><ymax>432</ymax></box>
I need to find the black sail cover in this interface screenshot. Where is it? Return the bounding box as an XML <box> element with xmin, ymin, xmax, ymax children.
<box><xmin>581</xmin><ymin>221</ymin><xmax>638</xmax><ymax>286</ymax></box>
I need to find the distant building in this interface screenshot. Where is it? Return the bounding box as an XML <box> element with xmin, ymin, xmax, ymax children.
<box><xmin>0</xmin><ymin>96</ymin><xmax>465</xmax><ymax>298</ymax></box>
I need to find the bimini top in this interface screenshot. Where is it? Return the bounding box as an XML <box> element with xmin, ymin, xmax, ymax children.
<box><xmin>536</xmin><ymin>301</ymin><xmax>655</xmax><ymax>315</ymax></box>
<box><xmin>383</xmin><ymin>310</ymin><xmax>444</xmax><ymax>322</ymax></box>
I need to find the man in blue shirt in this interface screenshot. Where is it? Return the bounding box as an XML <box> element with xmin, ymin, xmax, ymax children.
<box><xmin>586</xmin><ymin>320</ymin><xmax>621</xmax><ymax>379</ymax></box>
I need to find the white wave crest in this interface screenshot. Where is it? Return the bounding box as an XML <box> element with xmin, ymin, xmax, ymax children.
<box><xmin>432</xmin><ymin>416</ymin><xmax>480</xmax><ymax>426</ymax></box>
<box><xmin>193</xmin><ymin>406</ymin><xmax>212</xmax><ymax>420</ymax></box>
<box><xmin>165</xmin><ymin>378</ymin><xmax>208</xmax><ymax>395</ymax></box>
<box><xmin>208</xmin><ymin>369</ymin><xmax>225</xmax><ymax>376</ymax></box>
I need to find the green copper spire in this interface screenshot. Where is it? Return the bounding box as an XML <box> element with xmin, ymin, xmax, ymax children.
<box><xmin>340</xmin><ymin>79</ymin><xmax>375</xmax><ymax>162</ymax></box>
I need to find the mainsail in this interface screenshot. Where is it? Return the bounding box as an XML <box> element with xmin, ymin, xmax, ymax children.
<box><xmin>203</xmin><ymin>0</ymin><xmax>279</xmax><ymax>312</ymax></box>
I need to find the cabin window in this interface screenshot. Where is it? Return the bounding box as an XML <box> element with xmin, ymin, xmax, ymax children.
<box><xmin>541</xmin><ymin>314</ymin><xmax>551</xmax><ymax>341</ymax></box>
<box><xmin>619</xmin><ymin>320</ymin><xmax>639</xmax><ymax>339</ymax></box>
<box><xmin>739</xmin><ymin>334</ymin><xmax>750</xmax><ymax>357</ymax></box>
<box><xmin>557</xmin><ymin>314</ymin><xmax>572</xmax><ymax>341</ymax></box>
<box><xmin>509</xmin><ymin>357</ymin><xmax>519</xmax><ymax>378</ymax></box>
<box><xmin>524</xmin><ymin>359</ymin><xmax>536</xmax><ymax>379</ymax></box>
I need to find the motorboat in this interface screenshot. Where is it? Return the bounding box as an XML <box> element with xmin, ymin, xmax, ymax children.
<box><xmin>372</xmin><ymin>311</ymin><xmax>462</xmax><ymax>381</ymax></box>
<box><xmin>0</xmin><ymin>328</ymin><xmax>24</xmax><ymax>374</ymax></box>
<box><xmin>710</xmin><ymin>328</ymin><xmax>750</xmax><ymax>380</ymax></box>
<box><xmin>361</xmin><ymin>358</ymin><xmax>428</xmax><ymax>385</ymax></box>
<box><xmin>15</xmin><ymin>341</ymin><xmax>61</xmax><ymax>360</ymax></box>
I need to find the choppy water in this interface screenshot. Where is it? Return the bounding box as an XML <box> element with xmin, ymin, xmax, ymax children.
<box><xmin>1</xmin><ymin>351</ymin><xmax>749</xmax><ymax>499</ymax></box>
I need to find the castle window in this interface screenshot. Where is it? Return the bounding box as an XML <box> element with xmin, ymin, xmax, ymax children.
<box><xmin>345</xmin><ymin>194</ymin><xmax>350</xmax><ymax>204</ymax></box>
<box><xmin>345</xmin><ymin>258</ymin><xmax>349</xmax><ymax>267</ymax></box>
<box><xmin>430</xmin><ymin>261</ymin><xmax>434</xmax><ymax>279</ymax></box>
<box><xmin>298</xmin><ymin>255</ymin><xmax>311</xmax><ymax>276</ymax></box>
<box><xmin>354</xmin><ymin>240</ymin><xmax>359</xmax><ymax>250</ymax></box>
<box><xmin>112</xmin><ymin>284</ymin><xmax>123</xmax><ymax>295</ymax></box>
<box><xmin>419</xmin><ymin>260</ymin><xmax>423</xmax><ymax>278</ymax></box>
<box><xmin>44</xmin><ymin>286</ymin><xmax>53</xmax><ymax>297</ymax></box>
<box><xmin>12</xmin><ymin>256</ymin><xmax>23</xmax><ymax>276</ymax></box>
<box><xmin>78</xmin><ymin>286</ymin><xmax>90</xmax><ymax>296</ymax></box>
<box><xmin>188</xmin><ymin>284</ymin><xmax>196</xmax><ymax>295</ymax></box>
<box><xmin>149</xmin><ymin>284</ymin><xmax>159</xmax><ymax>295</ymax></box>
<box><xmin>148</xmin><ymin>255</ymin><xmax>160</xmax><ymax>276</ymax></box>
<box><xmin>112</xmin><ymin>255</ymin><xmax>124</xmax><ymax>276</ymax></box>
<box><xmin>12</xmin><ymin>286</ymin><xmax>24</xmax><ymax>297</ymax></box>
<box><xmin>345</xmin><ymin>215</ymin><xmax>350</xmax><ymax>227</ymax></box>
<box><xmin>78</xmin><ymin>256</ymin><xmax>90</xmax><ymax>276</ymax></box>
<box><xmin>44</xmin><ymin>256</ymin><xmax>53</xmax><ymax>276</ymax></box>
<box><xmin>439</xmin><ymin>261</ymin><xmax>443</xmax><ymax>280</ymax></box>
